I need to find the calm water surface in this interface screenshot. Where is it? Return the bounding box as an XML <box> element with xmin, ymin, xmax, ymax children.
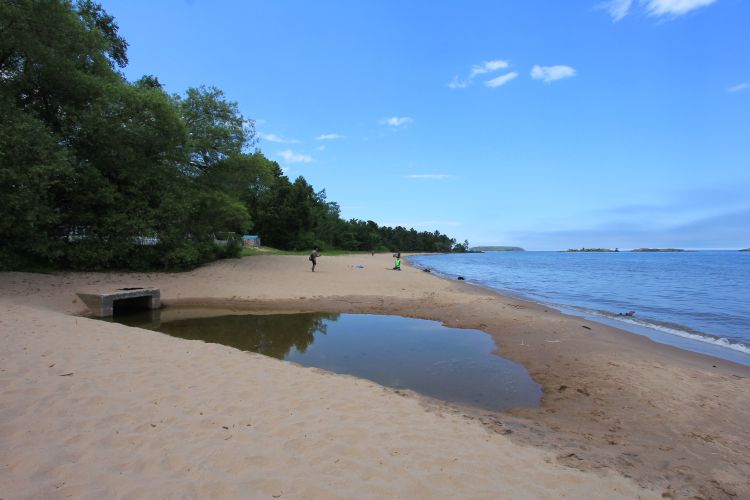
<box><xmin>113</xmin><ymin>310</ymin><xmax>541</xmax><ymax>411</ymax></box>
<box><xmin>410</xmin><ymin>251</ymin><xmax>750</xmax><ymax>365</ymax></box>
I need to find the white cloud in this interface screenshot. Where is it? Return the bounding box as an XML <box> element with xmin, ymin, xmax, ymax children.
<box><xmin>643</xmin><ymin>0</ymin><xmax>718</xmax><ymax>17</ymax></box>
<box><xmin>259</xmin><ymin>132</ymin><xmax>299</xmax><ymax>143</ymax></box>
<box><xmin>484</xmin><ymin>72</ymin><xmax>519</xmax><ymax>88</ymax></box>
<box><xmin>448</xmin><ymin>59</ymin><xmax>511</xmax><ymax>89</ymax></box>
<box><xmin>470</xmin><ymin>60</ymin><xmax>510</xmax><ymax>78</ymax></box>
<box><xmin>600</xmin><ymin>0</ymin><xmax>633</xmax><ymax>21</ymax></box>
<box><xmin>447</xmin><ymin>76</ymin><xmax>469</xmax><ymax>89</ymax></box>
<box><xmin>381</xmin><ymin>116</ymin><xmax>413</xmax><ymax>127</ymax></box>
<box><xmin>316</xmin><ymin>145</ymin><xmax>326</xmax><ymax>151</ymax></box>
<box><xmin>531</xmin><ymin>65</ymin><xmax>576</xmax><ymax>83</ymax></box>
<box><xmin>406</xmin><ymin>174</ymin><xmax>456</xmax><ymax>180</ymax></box>
<box><xmin>728</xmin><ymin>82</ymin><xmax>750</xmax><ymax>92</ymax></box>
<box><xmin>315</xmin><ymin>133</ymin><xmax>343</xmax><ymax>140</ymax></box>
<box><xmin>277</xmin><ymin>149</ymin><xmax>312</xmax><ymax>164</ymax></box>
<box><xmin>598</xmin><ymin>0</ymin><xmax>716</xmax><ymax>20</ymax></box>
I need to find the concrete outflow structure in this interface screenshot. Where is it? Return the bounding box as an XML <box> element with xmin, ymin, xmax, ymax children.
<box><xmin>76</xmin><ymin>287</ymin><xmax>161</xmax><ymax>318</ymax></box>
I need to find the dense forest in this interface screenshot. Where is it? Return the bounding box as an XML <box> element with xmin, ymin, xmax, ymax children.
<box><xmin>0</xmin><ymin>0</ymin><xmax>458</xmax><ymax>271</ymax></box>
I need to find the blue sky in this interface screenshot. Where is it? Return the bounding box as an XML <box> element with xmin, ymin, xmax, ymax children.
<box><xmin>102</xmin><ymin>0</ymin><xmax>749</xmax><ymax>250</ymax></box>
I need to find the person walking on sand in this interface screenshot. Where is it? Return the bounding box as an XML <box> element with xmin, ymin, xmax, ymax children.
<box><xmin>309</xmin><ymin>246</ymin><xmax>319</xmax><ymax>272</ymax></box>
<box><xmin>393</xmin><ymin>256</ymin><xmax>401</xmax><ymax>271</ymax></box>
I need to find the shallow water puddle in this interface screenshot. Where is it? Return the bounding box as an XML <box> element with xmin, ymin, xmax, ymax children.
<box><xmin>110</xmin><ymin>309</ymin><xmax>541</xmax><ymax>411</ymax></box>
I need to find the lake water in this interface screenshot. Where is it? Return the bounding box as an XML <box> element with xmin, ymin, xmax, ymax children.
<box><xmin>112</xmin><ymin>309</ymin><xmax>542</xmax><ymax>411</ymax></box>
<box><xmin>409</xmin><ymin>251</ymin><xmax>750</xmax><ymax>366</ymax></box>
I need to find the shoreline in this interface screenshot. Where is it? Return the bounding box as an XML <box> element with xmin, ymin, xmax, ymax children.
<box><xmin>406</xmin><ymin>253</ymin><xmax>750</xmax><ymax>366</ymax></box>
<box><xmin>2</xmin><ymin>254</ymin><xmax>749</xmax><ymax>498</ymax></box>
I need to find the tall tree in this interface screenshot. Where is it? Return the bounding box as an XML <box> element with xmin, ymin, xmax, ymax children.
<box><xmin>176</xmin><ymin>86</ymin><xmax>256</xmax><ymax>174</ymax></box>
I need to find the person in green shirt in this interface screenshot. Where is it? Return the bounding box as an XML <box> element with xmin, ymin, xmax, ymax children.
<box><xmin>393</xmin><ymin>257</ymin><xmax>401</xmax><ymax>271</ymax></box>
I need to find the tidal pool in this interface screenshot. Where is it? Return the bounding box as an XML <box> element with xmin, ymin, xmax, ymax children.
<box><xmin>111</xmin><ymin>309</ymin><xmax>541</xmax><ymax>411</ymax></box>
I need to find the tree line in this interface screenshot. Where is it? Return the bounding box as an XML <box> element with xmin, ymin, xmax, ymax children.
<box><xmin>0</xmin><ymin>0</ymin><xmax>459</xmax><ymax>271</ymax></box>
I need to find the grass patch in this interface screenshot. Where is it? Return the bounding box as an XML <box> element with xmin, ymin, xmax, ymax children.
<box><xmin>241</xmin><ymin>247</ymin><xmax>368</xmax><ymax>257</ymax></box>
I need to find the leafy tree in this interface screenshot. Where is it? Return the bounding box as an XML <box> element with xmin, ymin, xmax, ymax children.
<box><xmin>452</xmin><ymin>239</ymin><xmax>470</xmax><ymax>253</ymax></box>
<box><xmin>0</xmin><ymin>96</ymin><xmax>72</xmax><ymax>267</ymax></box>
<box><xmin>175</xmin><ymin>85</ymin><xmax>256</xmax><ymax>174</ymax></box>
<box><xmin>0</xmin><ymin>0</ymin><xmax>132</xmax><ymax>268</ymax></box>
<box><xmin>0</xmin><ymin>0</ymin><xmax>458</xmax><ymax>271</ymax></box>
<box><xmin>0</xmin><ymin>1</ymin><xmax>251</xmax><ymax>270</ymax></box>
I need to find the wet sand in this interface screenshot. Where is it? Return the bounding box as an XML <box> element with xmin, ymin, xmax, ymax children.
<box><xmin>1</xmin><ymin>253</ymin><xmax>748</xmax><ymax>498</ymax></box>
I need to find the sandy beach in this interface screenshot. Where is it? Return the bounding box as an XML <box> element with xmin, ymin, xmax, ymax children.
<box><xmin>1</xmin><ymin>253</ymin><xmax>748</xmax><ymax>499</ymax></box>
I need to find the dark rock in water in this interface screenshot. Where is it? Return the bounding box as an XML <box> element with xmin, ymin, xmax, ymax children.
<box><xmin>457</xmin><ymin>276</ymin><xmax>465</xmax><ymax>280</ymax></box>
<box><xmin>617</xmin><ymin>310</ymin><xmax>636</xmax><ymax>317</ymax></box>
<box><xmin>423</xmin><ymin>268</ymin><xmax>431</xmax><ymax>273</ymax></box>
<box><xmin>632</xmin><ymin>248</ymin><xmax>685</xmax><ymax>252</ymax></box>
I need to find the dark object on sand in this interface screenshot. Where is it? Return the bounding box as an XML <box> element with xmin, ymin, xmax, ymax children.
<box><xmin>581</xmin><ymin>325</ymin><xmax>591</xmax><ymax>330</ymax></box>
<box><xmin>617</xmin><ymin>310</ymin><xmax>636</xmax><ymax>317</ymax></box>
<box><xmin>423</xmin><ymin>268</ymin><xmax>431</xmax><ymax>273</ymax></box>
<box><xmin>457</xmin><ymin>276</ymin><xmax>465</xmax><ymax>280</ymax></box>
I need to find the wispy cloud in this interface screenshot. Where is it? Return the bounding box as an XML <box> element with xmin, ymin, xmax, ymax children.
<box><xmin>600</xmin><ymin>0</ymin><xmax>718</xmax><ymax>20</ymax></box>
<box><xmin>259</xmin><ymin>132</ymin><xmax>299</xmax><ymax>144</ymax></box>
<box><xmin>277</xmin><ymin>149</ymin><xmax>312</xmax><ymax>164</ymax></box>
<box><xmin>728</xmin><ymin>82</ymin><xmax>750</xmax><ymax>92</ymax></box>
<box><xmin>406</xmin><ymin>174</ymin><xmax>457</xmax><ymax>180</ymax></box>
<box><xmin>470</xmin><ymin>60</ymin><xmax>510</xmax><ymax>78</ymax></box>
<box><xmin>511</xmin><ymin>208</ymin><xmax>750</xmax><ymax>250</ymax></box>
<box><xmin>600</xmin><ymin>0</ymin><xmax>633</xmax><ymax>22</ymax></box>
<box><xmin>315</xmin><ymin>133</ymin><xmax>344</xmax><ymax>140</ymax></box>
<box><xmin>448</xmin><ymin>59</ymin><xmax>512</xmax><ymax>89</ymax></box>
<box><xmin>531</xmin><ymin>65</ymin><xmax>576</xmax><ymax>83</ymax></box>
<box><xmin>643</xmin><ymin>0</ymin><xmax>718</xmax><ymax>17</ymax></box>
<box><xmin>485</xmin><ymin>72</ymin><xmax>519</xmax><ymax>88</ymax></box>
<box><xmin>447</xmin><ymin>76</ymin><xmax>469</xmax><ymax>89</ymax></box>
<box><xmin>381</xmin><ymin>116</ymin><xmax>413</xmax><ymax>127</ymax></box>
<box><xmin>511</xmin><ymin>185</ymin><xmax>750</xmax><ymax>249</ymax></box>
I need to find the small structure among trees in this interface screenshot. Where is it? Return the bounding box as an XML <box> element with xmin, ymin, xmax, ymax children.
<box><xmin>242</xmin><ymin>235</ymin><xmax>261</xmax><ymax>248</ymax></box>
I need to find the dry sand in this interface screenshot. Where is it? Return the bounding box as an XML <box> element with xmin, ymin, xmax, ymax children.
<box><xmin>1</xmin><ymin>253</ymin><xmax>748</xmax><ymax>498</ymax></box>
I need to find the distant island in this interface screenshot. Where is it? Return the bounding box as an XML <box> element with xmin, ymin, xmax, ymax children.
<box><xmin>631</xmin><ymin>248</ymin><xmax>685</xmax><ymax>252</ymax></box>
<box><xmin>471</xmin><ymin>246</ymin><xmax>525</xmax><ymax>252</ymax></box>
<box><xmin>564</xmin><ymin>248</ymin><xmax>618</xmax><ymax>252</ymax></box>
<box><xmin>741</xmin><ymin>248</ymin><xmax>750</xmax><ymax>252</ymax></box>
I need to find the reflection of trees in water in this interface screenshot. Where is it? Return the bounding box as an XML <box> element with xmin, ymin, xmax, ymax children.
<box><xmin>157</xmin><ymin>312</ymin><xmax>339</xmax><ymax>359</ymax></box>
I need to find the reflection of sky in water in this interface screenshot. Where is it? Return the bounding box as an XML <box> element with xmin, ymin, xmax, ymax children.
<box><xmin>410</xmin><ymin>251</ymin><xmax>750</xmax><ymax>363</ymax></box>
<box><xmin>113</xmin><ymin>310</ymin><xmax>541</xmax><ymax>411</ymax></box>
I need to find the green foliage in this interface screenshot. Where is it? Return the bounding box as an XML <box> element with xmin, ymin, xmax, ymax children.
<box><xmin>176</xmin><ymin>85</ymin><xmax>256</xmax><ymax>173</ymax></box>
<box><xmin>0</xmin><ymin>98</ymin><xmax>72</xmax><ymax>268</ymax></box>
<box><xmin>452</xmin><ymin>239</ymin><xmax>470</xmax><ymax>253</ymax></box>
<box><xmin>0</xmin><ymin>1</ymin><xmax>457</xmax><ymax>271</ymax></box>
<box><xmin>0</xmin><ymin>0</ymin><xmax>251</xmax><ymax>270</ymax></box>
